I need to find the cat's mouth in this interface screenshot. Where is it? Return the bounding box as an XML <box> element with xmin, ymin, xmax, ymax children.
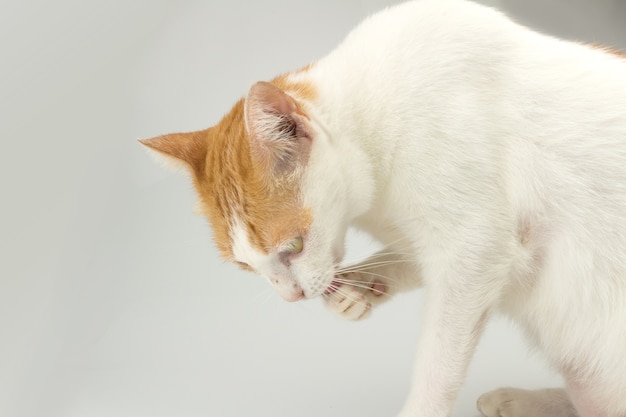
<box><xmin>322</xmin><ymin>249</ymin><xmax>345</xmax><ymax>296</ymax></box>
<box><xmin>323</xmin><ymin>279</ymin><xmax>341</xmax><ymax>295</ymax></box>
<box><xmin>322</xmin><ymin>271</ymin><xmax>349</xmax><ymax>297</ymax></box>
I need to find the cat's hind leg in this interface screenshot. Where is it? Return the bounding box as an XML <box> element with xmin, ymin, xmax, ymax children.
<box><xmin>477</xmin><ymin>387</ymin><xmax>578</xmax><ymax>417</ymax></box>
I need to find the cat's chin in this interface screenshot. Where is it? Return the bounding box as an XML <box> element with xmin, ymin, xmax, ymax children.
<box><xmin>283</xmin><ymin>291</ymin><xmax>305</xmax><ymax>302</ymax></box>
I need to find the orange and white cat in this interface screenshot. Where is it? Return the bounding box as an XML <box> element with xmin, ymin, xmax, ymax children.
<box><xmin>141</xmin><ymin>1</ymin><xmax>626</xmax><ymax>416</ymax></box>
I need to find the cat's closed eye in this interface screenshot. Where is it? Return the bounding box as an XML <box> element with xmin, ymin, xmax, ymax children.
<box><xmin>283</xmin><ymin>236</ymin><xmax>304</xmax><ymax>255</ymax></box>
<box><xmin>278</xmin><ymin>236</ymin><xmax>304</xmax><ymax>267</ymax></box>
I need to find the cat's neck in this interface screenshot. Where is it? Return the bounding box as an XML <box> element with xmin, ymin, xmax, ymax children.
<box><xmin>293</xmin><ymin>65</ymin><xmax>398</xmax><ymax>211</ymax></box>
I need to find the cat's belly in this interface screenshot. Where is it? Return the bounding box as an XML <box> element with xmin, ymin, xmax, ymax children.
<box><xmin>498</xmin><ymin>229</ymin><xmax>626</xmax><ymax>397</ymax></box>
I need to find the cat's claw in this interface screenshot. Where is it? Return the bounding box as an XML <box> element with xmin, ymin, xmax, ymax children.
<box><xmin>324</xmin><ymin>276</ymin><xmax>386</xmax><ymax>321</ymax></box>
<box><xmin>324</xmin><ymin>283</ymin><xmax>372</xmax><ymax>320</ymax></box>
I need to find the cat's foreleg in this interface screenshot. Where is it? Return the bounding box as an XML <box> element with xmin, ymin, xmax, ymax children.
<box><xmin>323</xmin><ymin>247</ymin><xmax>422</xmax><ymax>320</ymax></box>
<box><xmin>396</xmin><ymin>241</ymin><xmax>509</xmax><ymax>417</ymax></box>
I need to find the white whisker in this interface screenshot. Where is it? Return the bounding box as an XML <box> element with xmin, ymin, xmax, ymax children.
<box><xmin>332</xmin><ymin>286</ymin><xmax>362</xmax><ymax>304</ymax></box>
<box><xmin>335</xmin><ymin>272</ymin><xmax>400</xmax><ymax>286</ymax></box>
<box><xmin>323</xmin><ymin>282</ymin><xmax>363</xmax><ymax>303</ymax></box>
<box><xmin>340</xmin><ymin>249</ymin><xmax>413</xmax><ymax>266</ymax></box>
<box><xmin>337</xmin><ymin>259</ymin><xmax>414</xmax><ymax>273</ymax></box>
<box><xmin>332</xmin><ymin>278</ymin><xmax>392</xmax><ymax>296</ymax></box>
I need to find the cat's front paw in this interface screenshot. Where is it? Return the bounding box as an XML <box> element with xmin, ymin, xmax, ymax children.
<box><xmin>324</xmin><ymin>282</ymin><xmax>372</xmax><ymax>320</ymax></box>
<box><xmin>323</xmin><ymin>276</ymin><xmax>385</xmax><ymax>321</ymax></box>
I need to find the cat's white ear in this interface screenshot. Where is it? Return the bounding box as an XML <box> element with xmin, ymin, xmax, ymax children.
<box><xmin>139</xmin><ymin>130</ymin><xmax>208</xmax><ymax>175</ymax></box>
<box><xmin>244</xmin><ymin>81</ymin><xmax>312</xmax><ymax>173</ymax></box>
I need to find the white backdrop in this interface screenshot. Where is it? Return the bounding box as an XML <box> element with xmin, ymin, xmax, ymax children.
<box><xmin>2</xmin><ymin>1</ymin><xmax>624</xmax><ymax>416</ymax></box>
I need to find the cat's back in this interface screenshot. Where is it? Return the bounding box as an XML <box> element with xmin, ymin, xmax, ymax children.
<box><xmin>311</xmin><ymin>0</ymin><xmax>626</xmax><ymax>201</ymax></box>
<box><xmin>319</xmin><ymin>0</ymin><xmax>626</xmax><ymax>170</ymax></box>
<box><xmin>310</xmin><ymin>0</ymin><xmax>521</xmax><ymax>132</ymax></box>
<box><xmin>343</xmin><ymin>0</ymin><xmax>511</xmax><ymax>44</ymax></box>
<box><xmin>327</xmin><ymin>0</ymin><xmax>516</xmax><ymax>71</ymax></box>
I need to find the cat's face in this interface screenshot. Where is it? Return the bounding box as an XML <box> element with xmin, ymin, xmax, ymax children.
<box><xmin>142</xmin><ymin>80</ymin><xmax>361</xmax><ymax>301</ymax></box>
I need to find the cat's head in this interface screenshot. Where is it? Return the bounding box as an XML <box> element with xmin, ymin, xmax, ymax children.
<box><xmin>141</xmin><ymin>78</ymin><xmax>373</xmax><ymax>301</ymax></box>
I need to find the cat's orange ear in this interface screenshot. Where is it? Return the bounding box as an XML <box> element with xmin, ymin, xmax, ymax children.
<box><xmin>139</xmin><ymin>130</ymin><xmax>208</xmax><ymax>174</ymax></box>
<box><xmin>244</xmin><ymin>82</ymin><xmax>312</xmax><ymax>173</ymax></box>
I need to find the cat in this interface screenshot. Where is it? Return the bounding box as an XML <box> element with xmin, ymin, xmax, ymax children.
<box><xmin>140</xmin><ymin>0</ymin><xmax>626</xmax><ymax>416</ymax></box>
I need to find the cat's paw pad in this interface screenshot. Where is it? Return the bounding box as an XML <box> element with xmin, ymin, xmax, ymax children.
<box><xmin>477</xmin><ymin>388</ymin><xmax>529</xmax><ymax>417</ymax></box>
<box><xmin>324</xmin><ymin>283</ymin><xmax>372</xmax><ymax>321</ymax></box>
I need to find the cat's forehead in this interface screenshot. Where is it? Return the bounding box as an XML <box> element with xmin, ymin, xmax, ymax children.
<box><xmin>198</xmin><ymin>103</ymin><xmax>313</xmax><ymax>260</ymax></box>
<box><xmin>221</xmin><ymin>200</ymin><xmax>313</xmax><ymax>262</ymax></box>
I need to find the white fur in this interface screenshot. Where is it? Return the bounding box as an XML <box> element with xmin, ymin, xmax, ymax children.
<box><xmin>142</xmin><ymin>144</ymin><xmax>190</xmax><ymax>173</ymax></box>
<box><xmin>231</xmin><ymin>218</ymin><xmax>268</xmax><ymax>270</ymax></box>
<box><xmin>240</xmin><ymin>1</ymin><xmax>626</xmax><ymax>416</ymax></box>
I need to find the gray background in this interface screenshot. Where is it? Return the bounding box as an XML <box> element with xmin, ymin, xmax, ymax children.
<box><xmin>2</xmin><ymin>1</ymin><xmax>624</xmax><ymax>416</ymax></box>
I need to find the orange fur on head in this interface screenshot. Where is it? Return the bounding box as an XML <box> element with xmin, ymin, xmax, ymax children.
<box><xmin>140</xmin><ymin>73</ymin><xmax>317</xmax><ymax>261</ymax></box>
